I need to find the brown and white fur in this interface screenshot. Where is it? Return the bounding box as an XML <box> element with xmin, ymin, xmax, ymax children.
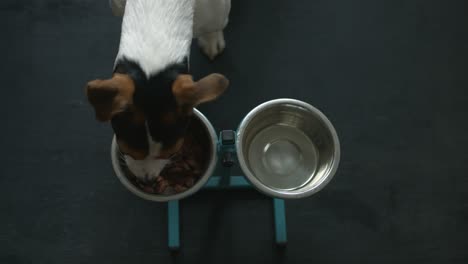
<box><xmin>85</xmin><ymin>0</ymin><xmax>231</xmax><ymax>181</ymax></box>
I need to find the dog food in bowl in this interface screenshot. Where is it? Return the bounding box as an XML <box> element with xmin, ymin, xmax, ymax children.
<box><xmin>121</xmin><ymin>130</ymin><xmax>207</xmax><ymax>195</ymax></box>
<box><xmin>113</xmin><ymin>112</ymin><xmax>216</xmax><ymax>199</ymax></box>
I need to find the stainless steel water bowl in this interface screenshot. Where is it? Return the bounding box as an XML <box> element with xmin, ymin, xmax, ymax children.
<box><xmin>236</xmin><ymin>99</ymin><xmax>340</xmax><ymax>199</ymax></box>
<box><xmin>110</xmin><ymin>109</ymin><xmax>218</xmax><ymax>202</ymax></box>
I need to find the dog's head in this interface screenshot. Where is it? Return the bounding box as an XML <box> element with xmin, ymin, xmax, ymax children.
<box><xmin>85</xmin><ymin>59</ymin><xmax>228</xmax><ymax>179</ymax></box>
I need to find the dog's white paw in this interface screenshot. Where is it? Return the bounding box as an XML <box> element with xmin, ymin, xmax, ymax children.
<box><xmin>197</xmin><ymin>31</ymin><xmax>226</xmax><ymax>60</ymax></box>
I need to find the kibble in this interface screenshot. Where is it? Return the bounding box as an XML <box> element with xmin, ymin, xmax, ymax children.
<box><xmin>123</xmin><ymin>116</ymin><xmax>210</xmax><ymax>195</ymax></box>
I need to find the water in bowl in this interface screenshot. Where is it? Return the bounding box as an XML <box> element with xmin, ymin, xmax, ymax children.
<box><xmin>248</xmin><ymin>124</ymin><xmax>318</xmax><ymax>190</ymax></box>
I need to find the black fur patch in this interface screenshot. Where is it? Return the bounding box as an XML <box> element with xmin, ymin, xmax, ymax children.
<box><xmin>112</xmin><ymin>57</ymin><xmax>190</xmax><ymax>151</ymax></box>
<box><xmin>111</xmin><ymin>108</ymin><xmax>148</xmax><ymax>151</ymax></box>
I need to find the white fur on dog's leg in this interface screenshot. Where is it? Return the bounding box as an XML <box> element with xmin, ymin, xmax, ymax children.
<box><xmin>109</xmin><ymin>0</ymin><xmax>126</xmax><ymax>17</ymax></box>
<box><xmin>197</xmin><ymin>31</ymin><xmax>226</xmax><ymax>60</ymax></box>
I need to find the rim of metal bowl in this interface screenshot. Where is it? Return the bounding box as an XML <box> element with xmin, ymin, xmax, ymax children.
<box><xmin>236</xmin><ymin>98</ymin><xmax>341</xmax><ymax>199</ymax></box>
<box><xmin>110</xmin><ymin>108</ymin><xmax>218</xmax><ymax>202</ymax></box>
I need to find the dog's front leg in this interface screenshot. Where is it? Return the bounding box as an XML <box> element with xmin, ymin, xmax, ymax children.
<box><xmin>194</xmin><ymin>0</ymin><xmax>231</xmax><ymax>60</ymax></box>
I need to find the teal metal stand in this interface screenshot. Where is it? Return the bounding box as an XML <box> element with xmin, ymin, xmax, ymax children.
<box><xmin>167</xmin><ymin>200</ymin><xmax>179</xmax><ymax>250</ymax></box>
<box><xmin>167</xmin><ymin>131</ymin><xmax>288</xmax><ymax>251</ymax></box>
<box><xmin>273</xmin><ymin>198</ymin><xmax>287</xmax><ymax>245</ymax></box>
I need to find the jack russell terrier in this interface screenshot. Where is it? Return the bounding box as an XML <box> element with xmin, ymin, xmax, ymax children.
<box><xmin>85</xmin><ymin>0</ymin><xmax>231</xmax><ymax>181</ymax></box>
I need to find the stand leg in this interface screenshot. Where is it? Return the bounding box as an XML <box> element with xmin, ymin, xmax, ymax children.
<box><xmin>168</xmin><ymin>200</ymin><xmax>180</xmax><ymax>250</ymax></box>
<box><xmin>273</xmin><ymin>198</ymin><xmax>287</xmax><ymax>246</ymax></box>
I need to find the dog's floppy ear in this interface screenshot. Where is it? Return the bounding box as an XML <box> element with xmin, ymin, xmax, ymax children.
<box><xmin>85</xmin><ymin>74</ymin><xmax>135</xmax><ymax>122</ymax></box>
<box><xmin>172</xmin><ymin>73</ymin><xmax>229</xmax><ymax>108</ymax></box>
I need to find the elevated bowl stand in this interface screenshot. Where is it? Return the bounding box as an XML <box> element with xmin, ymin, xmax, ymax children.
<box><xmin>167</xmin><ymin>130</ymin><xmax>287</xmax><ymax>251</ymax></box>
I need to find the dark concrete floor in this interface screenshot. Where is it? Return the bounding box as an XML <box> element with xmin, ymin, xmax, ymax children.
<box><xmin>1</xmin><ymin>0</ymin><xmax>467</xmax><ymax>263</ymax></box>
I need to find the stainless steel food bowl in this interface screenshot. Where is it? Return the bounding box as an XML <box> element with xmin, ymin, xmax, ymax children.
<box><xmin>110</xmin><ymin>109</ymin><xmax>218</xmax><ymax>202</ymax></box>
<box><xmin>236</xmin><ymin>99</ymin><xmax>340</xmax><ymax>199</ymax></box>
